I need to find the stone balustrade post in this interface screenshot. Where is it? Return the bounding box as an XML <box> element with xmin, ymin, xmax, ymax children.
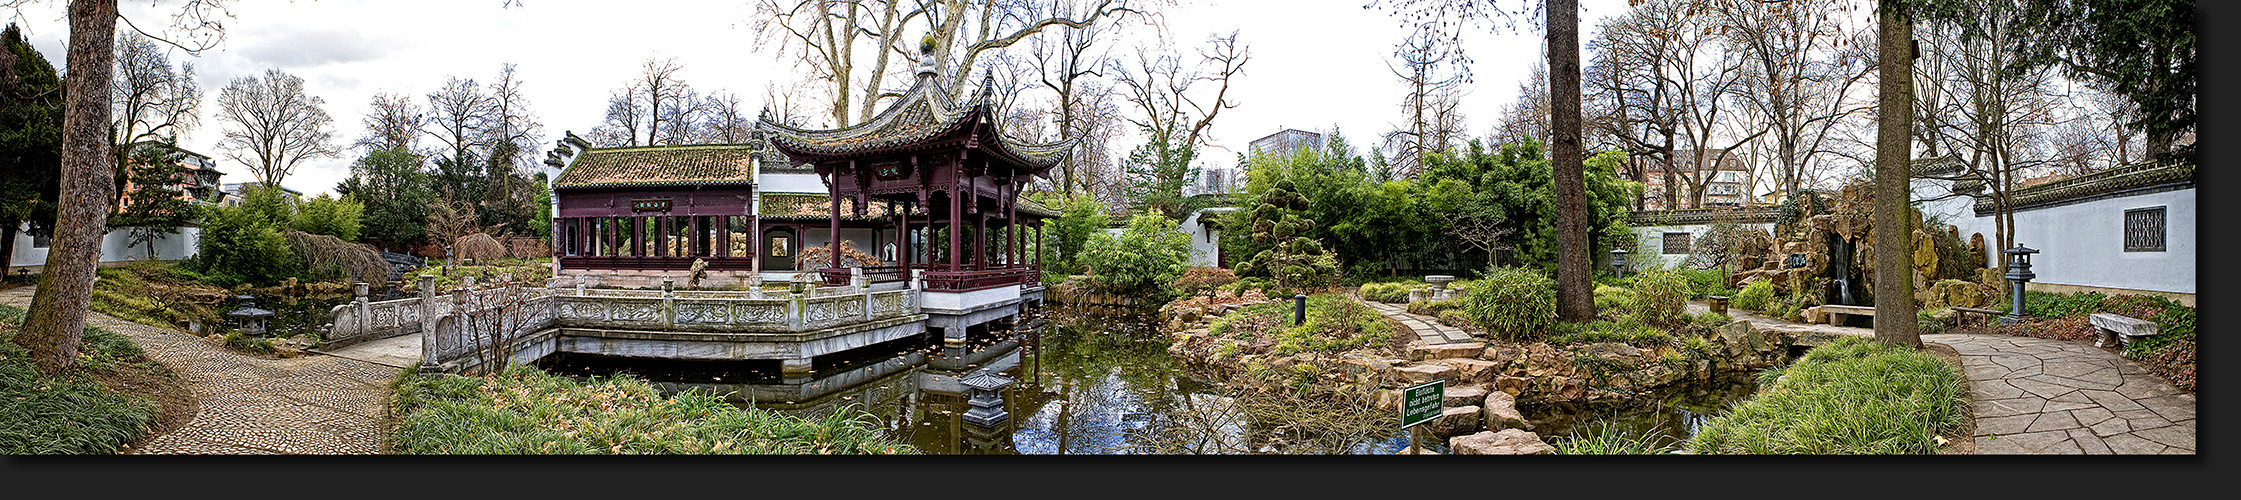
<box><xmin>417</xmin><ymin>275</ymin><xmax>442</xmax><ymax>373</ymax></box>
<box><xmin>351</xmin><ymin>282</ymin><xmax>370</xmax><ymax>338</ymax></box>
<box><xmin>661</xmin><ymin>278</ymin><xmax>676</xmax><ymax>329</ymax></box>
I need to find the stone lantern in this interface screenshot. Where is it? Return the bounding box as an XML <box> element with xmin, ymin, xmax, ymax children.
<box><xmin>227</xmin><ymin>295</ymin><xmax>276</xmax><ymax>336</ymax></box>
<box><xmin>959</xmin><ymin>372</ymin><xmax>1013</xmax><ymax>427</ymax></box>
<box><xmin>2001</xmin><ymin>245</ymin><xmax>2038</xmax><ymax>325</ymax></box>
<box><xmin>1610</xmin><ymin>248</ymin><xmax>1630</xmax><ymax>279</ymax></box>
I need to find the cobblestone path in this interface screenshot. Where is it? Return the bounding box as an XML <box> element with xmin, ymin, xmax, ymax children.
<box><xmin>1922</xmin><ymin>333</ymin><xmax>2195</xmax><ymax>454</ymax></box>
<box><xmin>2</xmin><ymin>287</ymin><xmax>400</xmax><ymax>454</ymax></box>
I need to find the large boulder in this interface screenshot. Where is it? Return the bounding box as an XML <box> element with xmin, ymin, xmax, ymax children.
<box><xmin>1428</xmin><ymin>406</ymin><xmax>1482</xmax><ymax>437</ymax></box>
<box><xmin>1481</xmin><ymin>391</ymin><xmax>1530</xmax><ymax>431</ymax></box>
<box><xmin>1494</xmin><ymin>376</ymin><xmax>1529</xmax><ymax>396</ymax></box>
<box><xmin>1449</xmin><ymin>429</ymin><xmax>1556</xmax><ymax>455</ymax></box>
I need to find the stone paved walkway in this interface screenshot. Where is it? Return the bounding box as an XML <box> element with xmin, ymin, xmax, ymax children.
<box><xmin>1353</xmin><ymin>295</ymin><xmax>1477</xmax><ymax>344</ymax></box>
<box><xmin>1922</xmin><ymin>333</ymin><xmax>2195</xmax><ymax>454</ymax></box>
<box><xmin>2</xmin><ymin>287</ymin><xmax>399</xmax><ymax>454</ymax></box>
<box><xmin>1677</xmin><ymin>300</ymin><xmax>2193</xmax><ymax>454</ymax></box>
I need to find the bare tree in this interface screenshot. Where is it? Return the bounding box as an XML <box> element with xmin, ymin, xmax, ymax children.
<box><xmin>753</xmin><ymin>0</ymin><xmax>1148</xmax><ymax>127</ymax></box>
<box><xmin>1716</xmin><ymin>0</ymin><xmax>1874</xmax><ymax>198</ymax></box>
<box><xmin>108</xmin><ymin>30</ymin><xmax>201</xmax><ymax>205</ymax></box>
<box><xmin>1382</xmin><ymin>28</ymin><xmax>1469</xmax><ymax>178</ymax></box>
<box><xmin>1586</xmin><ymin>0</ymin><xmax>1765</xmax><ymax>210</ymax></box>
<box><xmin>589</xmin><ymin>84</ymin><xmax>643</xmax><ymax>147</ymax></box>
<box><xmin>695</xmin><ymin>92</ymin><xmax>755</xmax><ymax>143</ymax></box>
<box><xmin>1490</xmin><ymin>61</ymin><xmax>1550</xmax><ymax>149</ymax></box>
<box><xmin>634</xmin><ymin>57</ymin><xmax>690</xmax><ymax>146</ymax></box>
<box><xmin>423</xmin><ymin>76</ymin><xmax>493</xmax><ymax>161</ymax></box>
<box><xmin>356</xmin><ymin>92</ymin><xmax>423</xmax><ymax>154</ymax></box>
<box><xmin>214</xmin><ymin>68</ymin><xmax>338</xmax><ymax>187</ymax></box>
<box><xmin>1026</xmin><ymin>0</ymin><xmax>1117</xmax><ymax>195</ymax></box>
<box><xmin>1446</xmin><ymin>209</ymin><xmax>1512</xmax><ymax>269</ymax></box>
<box><xmin>1112</xmin><ymin>31</ymin><xmax>1248</xmax><ymax>220</ymax></box>
<box><xmin>1912</xmin><ymin>0</ymin><xmax>2065</xmax><ymax>270</ymax></box>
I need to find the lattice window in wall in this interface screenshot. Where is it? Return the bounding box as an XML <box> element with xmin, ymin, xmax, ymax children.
<box><xmin>1662</xmin><ymin>232</ymin><xmax>1692</xmax><ymax>255</ymax></box>
<box><xmin>2125</xmin><ymin>206</ymin><xmax>2165</xmax><ymax>252</ymax></box>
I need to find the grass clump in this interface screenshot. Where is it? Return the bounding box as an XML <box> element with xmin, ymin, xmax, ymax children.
<box><xmin>0</xmin><ymin>304</ymin><xmax>165</xmax><ymax>454</ymax></box>
<box><xmin>1553</xmin><ymin>422</ymin><xmax>1681</xmax><ymax>455</ymax></box>
<box><xmin>1547</xmin><ymin>319</ymin><xmax>1672</xmax><ymax>347</ymax></box>
<box><xmin>1458</xmin><ymin>267</ymin><xmax>1555</xmax><ymax>341</ymax></box>
<box><xmin>1734</xmin><ymin>279</ymin><xmax>1774</xmax><ymax>312</ymax></box>
<box><xmin>1629</xmin><ymin>269</ymin><xmax>1691</xmax><ymax>326</ymax></box>
<box><xmin>1687</xmin><ymin>338</ymin><xmax>1967</xmax><ymax>454</ymax></box>
<box><xmin>389</xmin><ymin>364</ymin><xmax>915</xmax><ymax>454</ymax></box>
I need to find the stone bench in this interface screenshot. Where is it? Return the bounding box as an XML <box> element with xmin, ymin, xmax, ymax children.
<box><xmin>1819</xmin><ymin>304</ymin><xmax>1874</xmax><ymax>325</ymax></box>
<box><xmin>2089</xmin><ymin>313</ymin><xmax>2160</xmax><ymax>348</ymax></box>
<box><xmin>1949</xmin><ymin>306</ymin><xmax>2003</xmax><ymax>326</ymax></box>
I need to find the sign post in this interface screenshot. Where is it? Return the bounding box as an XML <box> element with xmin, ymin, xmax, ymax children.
<box><xmin>1400</xmin><ymin>379</ymin><xmax>1444</xmax><ymax>454</ymax></box>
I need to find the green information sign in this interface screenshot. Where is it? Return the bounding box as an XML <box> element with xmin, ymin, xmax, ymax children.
<box><xmin>1401</xmin><ymin>379</ymin><xmax>1444</xmax><ymax>428</ymax></box>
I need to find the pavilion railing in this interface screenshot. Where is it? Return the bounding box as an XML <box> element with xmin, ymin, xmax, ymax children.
<box><xmin>921</xmin><ymin>266</ymin><xmax>1039</xmax><ymax>292</ymax></box>
<box><xmin>819</xmin><ymin>266</ymin><xmax>908</xmax><ymax>286</ymax></box>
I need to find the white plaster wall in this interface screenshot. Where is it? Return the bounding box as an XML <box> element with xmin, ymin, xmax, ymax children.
<box><xmin>1628</xmin><ymin>223</ymin><xmax>1774</xmax><ymax>270</ymax></box>
<box><xmin>2000</xmin><ymin>190</ymin><xmax>2193</xmax><ymax>294</ymax></box>
<box><xmin>759</xmin><ymin>173</ymin><xmax>828</xmax><ymax>194</ymax></box>
<box><xmin>1911</xmin><ymin>177</ymin><xmax>2194</xmax><ymax>294</ymax></box>
<box><xmin>920</xmin><ymin>284</ymin><xmax>1020</xmax><ymax>311</ymax></box>
<box><xmin>9</xmin><ymin>223</ymin><xmax>201</xmax><ymax>271</ymax></box>
<box><xmin>1177</xmin><ymin>208</ymin><xmax>1236</xmax><ymax>268</ymax></box>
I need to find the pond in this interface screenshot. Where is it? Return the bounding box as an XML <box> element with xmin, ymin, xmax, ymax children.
<box><xmin>237</xmin><ymin>284</ymin><xmax>408</xmax><ymax>340</ymax></box>
<box><xmin>532</xmin><ymin>304</ymin><xmax>1771</xmax><ymax>454</ymax></box>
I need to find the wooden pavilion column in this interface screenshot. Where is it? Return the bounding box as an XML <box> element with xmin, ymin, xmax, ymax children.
<box><xmin>894</xmin><ymin>201</ymin><xmax>908</xmax><ymax>270</ymax></box>
<box><xmin>715</xmin><ymin>215</ymin><xmax>729</xmax><ymax>258</ymax></box>
<box><xmin>1007</xmin><ymin>185</ymin><xmax>1019</xmax><ymax>268</ymax></box>
<box><xmin>975</xmin><ymin>204</ymin><xmax>988</xmax><ymax>271</ymax></box>
<box><xmin>948</xmin><ymin>186</ymin><xmax>963</xmax><ymax>272</ymax></box>
<box><xmin>828</xmin><ymin>189</ymin><xmax>842</xmax><ymax>270</ymax></box>
<box><xmin>629</xmin><ymin>217</ymin><xmax>643</xmax><ymax>257</ymax></box>
<box><xmin>1035</xmin><ymin>223</ymin><xmax>1043</xmax><ymax>270</ymax></box>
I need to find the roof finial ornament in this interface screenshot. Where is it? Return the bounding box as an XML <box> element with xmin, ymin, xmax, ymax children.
<box><xmin>917</xmin><ymin>35</ymin><xmax>940</xmax><ymax>78</ymax></box>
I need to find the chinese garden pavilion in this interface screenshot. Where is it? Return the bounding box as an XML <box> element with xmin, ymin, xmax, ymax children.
<box><xmin>759</xmin><ymin>58</ymin><xmax>1070</xmax><ymax>293</ymax></box>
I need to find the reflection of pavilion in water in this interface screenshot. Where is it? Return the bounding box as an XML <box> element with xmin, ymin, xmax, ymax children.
<box><xmin>545</xmin><ymin>319</ymin><xmax>1057</xmax><ymax>454</ymax></box>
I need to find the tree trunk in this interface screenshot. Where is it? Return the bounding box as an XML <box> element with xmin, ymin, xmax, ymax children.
<box><xmin>1550</xmin><ymin>0</ymin><xmax>1592</xmax><ymax>323</ymax></box>
<box><xmin>1</xmin><ymin>223</ymin><xmax>16</xmax><ymax>276</ymax></box>
<box><xmin>17</xmin><ymin>0</ymin><xmax>118</xmax><ymax>375</ymax></box>
<box><xmin>1871</xmin><ymin>1</ymin><xmax>1919</xmax><ymax>348</ymax></box>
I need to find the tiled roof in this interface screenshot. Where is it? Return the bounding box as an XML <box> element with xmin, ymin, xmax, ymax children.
<box><xmin>1911</xmin><ymin>155</ymin><xmax>1968</xmax><ymax>177</ymax></box>
<box><xmin>759</xmin><ymin>71</ymin><xmax>1071</xmax><ymax>168</ymax></box>
<box><xmin>1627</xmin><ymin>205</ymin><xmax>1781</xmax><ymax>226</ymax></box>
<box><xmin>756</xmin><ymin>192</ymin><xmax>1059</xmax><ymax>220</ymax></box>
<box><xmin>1971</xmin><ymin>153</ymin><xmax>2194</xmax><ymax>216</ymax></box>
<box><xmin>553</xmin><ymin>145</ymin><xmax>759</xmax><ymax>189</ymax></box>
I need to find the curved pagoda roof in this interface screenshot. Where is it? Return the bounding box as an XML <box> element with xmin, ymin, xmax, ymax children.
<box><xmin>757</xmin><ymin>66</ymin><xmax>1072</xmax><ymax>172</ymax></box>
<box><xmin>552</xmin><ymin>144</ymin><xmax>763</xmax><ymax>190</ymax></box>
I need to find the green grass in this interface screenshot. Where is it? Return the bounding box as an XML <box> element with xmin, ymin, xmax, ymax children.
<box><xmin>1553</xmin><ymin>422</ymin><xmax>1682</xmax><ymax>455</ymax></box>
<box><xmin>1547</xmin><ymin>319</ymin><xmax>1673</xmax><ymax>346</ymax></box>
<box><xmin>1206</xmin><ymin>294</ymin><xmax>1397</xmax><ymax>356</ymax></box>
<box><xmin>1686</xmin><ymin>338</ymin><xmax>1968</xmax><ymax>454</ymax></box>
<box><xmin>0</xmin><ymin>304</ymin><xmax>165</xmax><ymax>454</ymax></box>
<box><xmin>389</xmin><ymin>364</ymin><xmax>916</xmax><ymax>454</ymax></box>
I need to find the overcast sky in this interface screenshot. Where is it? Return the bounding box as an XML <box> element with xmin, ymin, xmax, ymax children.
<box><xmin>6</xmin><ymin>0</ymin><xmax>1629</xmax><ymax>197</ymax></box>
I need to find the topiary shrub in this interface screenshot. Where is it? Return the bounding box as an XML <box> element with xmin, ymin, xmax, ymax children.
<box><xmin>1630</xmin><ymin>269</ymin><xmax>1691</xmax><ymax>326</ymax></box>
<box><xmin>1358</xmin><ymin>282</ymin><xmax>1415</xmax><ymax>303</ymax></box>
<box><xmin>1459</xmin><ymin>266</ymin><xmax>1556</xmax><ymax>341</ymax></box>
<box><xmin>1735</xmin><ymin>279</ymin><xmax>1774</xmax><ymax>312</ymax></box>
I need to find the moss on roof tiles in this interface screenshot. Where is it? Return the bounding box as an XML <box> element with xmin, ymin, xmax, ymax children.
<box><xmin>554</xmin><ymin>144</ymin><xmax>760</xmax><ymax>189</ymax></box>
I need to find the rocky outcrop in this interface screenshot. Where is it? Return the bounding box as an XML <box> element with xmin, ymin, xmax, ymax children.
<box><xmin>1481</xmin><ymin>391</ymin><xmax>1530</xmax><ymax>431</ymax></box>
<box><xmin>1449</xmin><ymin>429</ymin><xmax>1556</xmax><ymax>455</ymax></box>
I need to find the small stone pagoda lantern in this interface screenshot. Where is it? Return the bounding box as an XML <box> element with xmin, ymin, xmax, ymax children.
<box><xmin>227</xmin><ymin>295</ymin><xmax>276</xmax><ymax>336</ymax></box>
<box><xmin>1610</xmin><ymin>248</ymin><xmax>1630</xmax><ymax>279</ymax></box>
<box><xmin>960</xmin><ymin>372</ymin><xmax>1013</xmax><ymax>427</ymax></box>
<box><xmin>2002</xmin><ymin>245</ymin><xmax>2039</xmax><ymax>325</ymax></box>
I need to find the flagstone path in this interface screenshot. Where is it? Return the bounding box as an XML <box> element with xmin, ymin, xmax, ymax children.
<box><xmin>2</xmin><ymin>286</ymin><xmax>399</xmax><ymax>454</ymax></box>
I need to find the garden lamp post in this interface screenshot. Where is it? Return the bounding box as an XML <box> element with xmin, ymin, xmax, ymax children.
<box><xmin>2002</xmin><ymin>245</ymin><xmax>2038</xmax><ymax>326</ymax></box>
<box><xmin>1611</xmin><ymin>248</ymin><xmax>1630</xmax><ymax>279</ymax></box>
<box><xmin>1294</xmin><ymin>294</ymin><xmax>1308</xmax><ymax>327</ymax></box>
<box><xmin>227</xmin><ymin>295</ymin><xmax>276</xmax><ymax>336</ymax></box>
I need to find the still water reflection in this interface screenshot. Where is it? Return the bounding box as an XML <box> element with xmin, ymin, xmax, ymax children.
<box><xmin>533</xmin><ymin>304</ymin><xmax>1761</xmax><ymax>454</ymax></box>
